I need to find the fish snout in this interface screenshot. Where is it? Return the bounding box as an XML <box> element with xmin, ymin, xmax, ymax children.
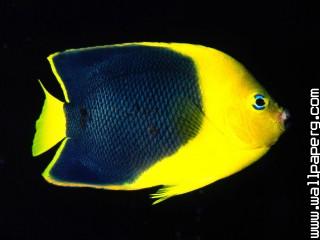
<box><xmin>280</xmin><ymin>109</ymin><xmax>290</xmax><ymax>129</ymax></box>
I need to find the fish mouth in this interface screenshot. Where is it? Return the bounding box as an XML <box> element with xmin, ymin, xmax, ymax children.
<box><xmin>279</xmin><ymin>108</ymin><xmax>290</xmax><ymax>130</ymax></box>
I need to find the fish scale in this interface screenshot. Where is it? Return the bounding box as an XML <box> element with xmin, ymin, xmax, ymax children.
<box><xmin>48</xmin><ymin>45</ymin><xmax>203</xmax><ymax>184</ymax></box>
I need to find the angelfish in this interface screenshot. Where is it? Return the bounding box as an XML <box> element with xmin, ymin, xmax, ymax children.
<box><xmin>32</xmin><ymin>42</ymin><xmax>289</xmax><ymax>204</ymax></box>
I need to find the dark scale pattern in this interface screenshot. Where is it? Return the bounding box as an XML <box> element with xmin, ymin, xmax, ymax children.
<box><xmin>50</xmin><ymin>45</ymin><xmax>204</xmax><ymax>184</ymax></box>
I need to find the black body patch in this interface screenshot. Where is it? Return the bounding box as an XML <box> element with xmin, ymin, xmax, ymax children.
<box><xmin>49</xmin><ymin>44</ymin><xmax>204</xmax><ymax>185</ymax></box>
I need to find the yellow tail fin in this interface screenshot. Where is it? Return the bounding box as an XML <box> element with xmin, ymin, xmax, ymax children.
<box><xmin>32</xmin><ymin>80</ymin><xmax>66</xmax><ymax>156</ymax></box>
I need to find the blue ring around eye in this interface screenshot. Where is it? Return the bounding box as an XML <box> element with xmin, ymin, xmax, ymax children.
<box><xmin>253</xmin><ymin>104</ymin><xmax>265</xmax><ymax>110</ymax></box>
<box><xmin>253</xmin><ymin>94</ymin><xmax>266</xmax><ymax>110</ymax></box>
<box><xmin>254</xmin><ymin>94</ymin><xmax>265</xmax><ymax>99</ymax></box>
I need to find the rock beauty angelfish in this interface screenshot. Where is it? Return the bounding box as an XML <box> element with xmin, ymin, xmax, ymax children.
<box><xmin>32</xmin><ymin>42</ymin><xmax>289</xmax><ymax>204</ymax></box>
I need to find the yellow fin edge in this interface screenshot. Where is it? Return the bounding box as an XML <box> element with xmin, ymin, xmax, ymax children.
<box><xmin>42</xmin><ymin>137</ymin><xmax>68</xmax><ymax>181</ymax></box>
<box><xmin>42</xmin><ymin>137</ymin><xmax>135</xmax><ymax>190</ymax></box>
<box><xmin>47</xmin><ymin>52</ymin><xmax>70</xmax><ymax>103</ymax></box>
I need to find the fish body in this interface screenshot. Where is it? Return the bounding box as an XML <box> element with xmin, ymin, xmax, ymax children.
<box><xmin>32</xmin><ymin>42</ymin><xmax>287</xmax><ymax>204</ymax></box>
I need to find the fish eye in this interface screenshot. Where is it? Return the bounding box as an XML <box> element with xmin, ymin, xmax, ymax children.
<box><xmin>253</xmin><ymin>94</ymin><xmax>266</xmax><ymax>110</ymax></box>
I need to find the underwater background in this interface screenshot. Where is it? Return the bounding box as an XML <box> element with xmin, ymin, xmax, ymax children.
<box><xmin>0</xmin><ymin>1</ymin><xmax>317</xmax><ymax>239</ymax></box>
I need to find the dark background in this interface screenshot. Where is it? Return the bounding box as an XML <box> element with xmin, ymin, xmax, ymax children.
<box><xmin>0</xmin><ymin>0</ymin><xmax>317</xmax><ymax>239</ymax></box>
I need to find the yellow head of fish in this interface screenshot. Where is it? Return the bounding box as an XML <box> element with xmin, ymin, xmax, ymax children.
<box><xmin>219</xmin><ymin>65</ymin><xmax>288</xmax><ymax>150</ymax></box>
